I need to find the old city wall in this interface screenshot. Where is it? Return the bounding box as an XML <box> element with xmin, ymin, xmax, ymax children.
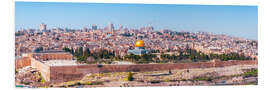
<box><xmin>31</xmin><ymin>58</ymin><xmax>51</xmax><ymax>81</ymax></box>
<box><xmin>41</xmin><ymin>53</ymin><xmax>73</xmax><ymax>61</ymax></box>
<box><xmin>214</xmin><ymin>60</ymin><xmax>257</xmax><ymax>67</ymax></box>
<box><xmin>15</xmin><ymin>57</ymin><xmax>31</xmax><ymax>69</ymax></box>
<box><xmin>49</xmin><ymin>60</ymin><xmax>257</xmax><ymax>83</ymax></box>
<box><xmin>50</xmin><ymin>65</ymin><xmax>99</xmax><ymax>82</ymax></box>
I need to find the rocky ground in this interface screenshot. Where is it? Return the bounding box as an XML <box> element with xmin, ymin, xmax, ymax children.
<box><xmin>15</xmin><ymin>66</ymin><xmax>49</xmax><ymax>88</ymax></box>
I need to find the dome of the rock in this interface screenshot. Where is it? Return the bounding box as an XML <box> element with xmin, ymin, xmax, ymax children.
<box><xmin>135</xmin><ymin>40</ymin><xmax>145</xmax><ymax>47</ymax></box>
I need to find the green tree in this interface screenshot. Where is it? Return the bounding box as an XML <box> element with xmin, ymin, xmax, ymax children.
<box><xmin>127</xmin><ymin>72</ymin><xmax>134</xmax><ymax>81</ymax></box>
<box><xmin>71</xmin><ymin>48</ymin><xmax>74</xmax><ymax>54</ymax></box>
<box><xmin>84</xmin><ymin>48</ymin><xmax>90</xmax><ymax>57</ymax></box>
<box><xmin>62</xmin><ymin>47</ymin><xmax>71</xmax><ymax>52</ymax></box>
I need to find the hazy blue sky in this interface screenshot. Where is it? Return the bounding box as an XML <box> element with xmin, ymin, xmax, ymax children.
<box><xmin>15</xmin><ymin>2</ymin><xmax>257</xmax><ymax>40</ymax></box>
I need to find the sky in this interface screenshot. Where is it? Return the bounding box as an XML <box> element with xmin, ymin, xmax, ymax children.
<box><xmin>15</xmin><ymin>2</ymin><xmax>258</xmax><ymax>40</ymax></box>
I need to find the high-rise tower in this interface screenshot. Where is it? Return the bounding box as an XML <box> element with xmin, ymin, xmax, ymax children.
<box><xmin>92</xmin><ymin>24</ymin><xmax>97</xmax><ymax>30</ymax></box>
<box><xmin>40</xmin><ymin>23</ymin><xmax>47</xmax><ymax>31</ymax></box>
<box><xmin>108</xmin><ymin>22</ymin><xmax>114</xmax><ymax>32</ymax></box>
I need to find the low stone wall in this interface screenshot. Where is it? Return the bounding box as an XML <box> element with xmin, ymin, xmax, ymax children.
<box><xmin>49</xmin><ymin>60</ymin><xmax>257</xmax><ymax>83</ymax></box>
<box><xmin>31</xmin><ymin>58</ymin><xmax>51</xmax><ymax>81</ymax></box>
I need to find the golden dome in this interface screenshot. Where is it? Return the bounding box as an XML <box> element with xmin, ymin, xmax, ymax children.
<box><xmin>135</xmin><ymin>40</ymin><xmax>145</xmax><ymax>47</ymax></box>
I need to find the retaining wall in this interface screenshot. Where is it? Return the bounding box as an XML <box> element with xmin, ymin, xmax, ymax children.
<box><xmin>15</xmin><ymin>57</ymin><xmax>31</xmax><ymax>69</ymax></box>
<box><xmin>38</xmin><ymin>53</ymin><xmax>73</xmax><ymax>61</ymax></box>
<box><xmin>49</xmin><ymin>60</ymin><xmax>257</xmax><ymax>83</ymax></box>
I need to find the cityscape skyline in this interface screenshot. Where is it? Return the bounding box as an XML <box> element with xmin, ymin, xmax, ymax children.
<box><xmin>15</xmin><ymin>2</ymin><xmax>257</xmax><ymax>40</ymax></box>
<box><xmin>14</xmin><ymin>1</ymin><xmax>259</xmax><ymax>88</ymax></box>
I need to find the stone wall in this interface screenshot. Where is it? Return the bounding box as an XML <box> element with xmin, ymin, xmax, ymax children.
<box><xmin>39</xmin><ymin>53</ymin><xmax>73</xmax><ymax>61</ymax></box>
<box><xmin>31</xmin><ymin>58</ymin><xmax>51</xmax><ymax>81</ymax></box>
<box><xmin>49</xmin><ymin>60</ymin><xmax>257</xmax><ymax>83</ymax></box>
<box><xmin>15</xmin><ymin>57</ymin><xmax>31</xmax><ymax>69</ymax></box>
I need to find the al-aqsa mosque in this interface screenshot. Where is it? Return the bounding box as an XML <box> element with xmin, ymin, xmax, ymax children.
<box><xmin>128</xmin><ymin>40</ymin><xmax>149</xmax><ymax>55</ymax></box>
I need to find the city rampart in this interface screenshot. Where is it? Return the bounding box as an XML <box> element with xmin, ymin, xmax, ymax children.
<box><xmin>49</xmin><ymin>60</ymin><xmax>257</xmax><ymax>83</ymax></box>
<box><xmin>39</xmin><ymin>53</ymin><xmax>73</xmax><ymax>61</ymax></box>
<box><xmin>15</xmin><ymin>57</ymin><xmax>31</xmax><ymax>69</ymax></box>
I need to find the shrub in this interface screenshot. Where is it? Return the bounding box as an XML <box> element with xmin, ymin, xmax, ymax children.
<box><xmin>150</xmin><ymin>80</ymin><xmax>160</xmax><ymax>83</ymax></box>
<box><xmin>81</xmin><ymin>81</ymin><xmax>104</xmax><ymax>85</ymax></box>
<box><xmin>193</xmin><ymin>77</ymin><xmax>213</xmax><ymax>81</ymax></box>
<box><xmin>164</xmin><ymin>79</ymin><xmax>170</xmax><ymax>82</ymax></box>
<box><xmin>23</xmin><ymin>81</ymin><xmax>31</xmax><ymax>85</ymax></box>
<box><xmin>127</xmin><ymin>72</ymin><xmax>134</xmax><ymax>81</ymax></box>
<box><xmin>40</xmin><ymin>79</ymin><xmax>45</xmax><ymax>84</ymax></box>
<box><xmin>85</xmin><ymin>81</ymin><xmax>92</xmax><ymax>85</ymax></box>
<box><xmin>243</xmin><ymin>69</ymin><xmax>258</xmax><ymax>77</ymax></box>
<box><xmin>67</xmin><ymin>82</ymin><xmax>81</xmax><ymax>87</ymax></box>
<box><xmin>75</xmin><ymin>82</ymin><xmax>81</xmax><ymax>85</ymax></box>
<box><xmin>39</xmin><ymin>75</ymin><xmax>45</xmax><ymax>84</ymax></box>
<box><xmin>89</xmin><ymin>81</ymin><xmax>104</xmax><ymax>85</ymax></box>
